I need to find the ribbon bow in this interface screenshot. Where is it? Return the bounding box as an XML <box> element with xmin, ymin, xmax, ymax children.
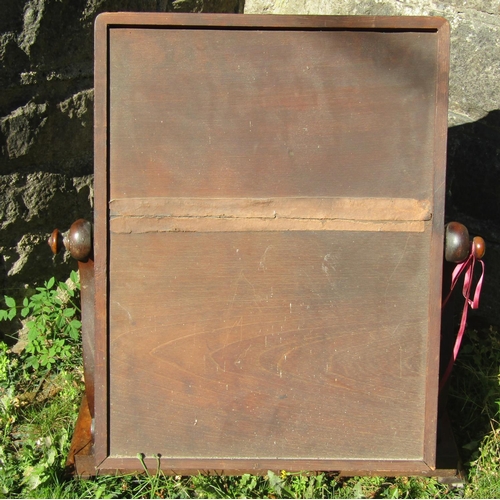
<box><xmin>440</xmin><ymin>243</ymin><xmax>485</xmax><ymax>391</ymax></box>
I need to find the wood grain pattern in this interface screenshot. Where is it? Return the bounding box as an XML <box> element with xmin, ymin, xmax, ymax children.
<box><xmin>92</xmin><ymin>12</ymin><xmax>450</xmax><ymax>474</ymax></box>
<box><xmin>109</xmin><ymin>230</ymin><xmax>430</xmax><ymax>460</ymax></box>
<box><xmin>421</xmin><ymin>18</ymin><xmax>450</xmax><ymax>467</ymax></box>
<box><xmin>110</xmin><ymin>197</ymin><xmax>431</xmax><ymax>232</ymax></box>
<box><xmin>93</xmin><ymin>11</ymin><xmax>110</xmax><ymax>466</ymax></box>
<box><xmin>110</xmin><ymin>197</ymin><xmax>432</xmax><ymax>221</ymax></box>
<box><xmin>110</xmin><ymin>216</ymin><xmax>426</xmax><ymax>233</ymax></box>
<box><xmin>97</xmin><ymin>11</ymin><xmax>449</xmax><ymax>31</ymax></box>
<box><xmin>109</xmin><ymin>29</ymin><xmax>437</xmax><ymax>201</ymax></box>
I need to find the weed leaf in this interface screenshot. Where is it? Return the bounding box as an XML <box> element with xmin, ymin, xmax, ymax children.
<box><xmin>63</xmin><ymin>307</ymin><xmax>75</xmax><ymax>317</ymax></box>
<box><xmin>4</xmin><ymin>296</ymin><xmax>15</xmax><ymax>308</ymax></box>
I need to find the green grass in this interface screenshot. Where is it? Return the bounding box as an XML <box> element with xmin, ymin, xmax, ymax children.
<box><xmin>0</xmin><ymin>275</ymin><xmax>499</xmax><ymax>498</ymax></box>
<box><xmin>447</xmin><ymin>326</ymin><xmax>500</xmax><ymax>498</ymax></box>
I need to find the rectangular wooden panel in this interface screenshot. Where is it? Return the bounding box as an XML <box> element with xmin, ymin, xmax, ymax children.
<box><xmin>109</xmin><ymin>230</ymin><xmax>430</xmax><ymax>460</ymax></box>
<box><xmin>109</xmin><ymin>29</ymin><xmax>437</xmax><ymax>201</ymax></box>
<box><xmin>94</xmin><ymin>13</ymin><xmax>449</xmax><ymax>474</ymax></box>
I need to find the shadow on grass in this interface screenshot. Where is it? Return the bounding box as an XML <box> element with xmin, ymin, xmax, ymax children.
<box><xmin>446</xmin><ymin>321</ymin><xmax>500</xmax><ymax>497</ymax></box>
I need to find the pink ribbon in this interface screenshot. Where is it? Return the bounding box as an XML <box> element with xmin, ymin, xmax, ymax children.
<box><xmin>440</xmin><ymin>245</ymin><xmax>485</xmax><ymax>391</ymax></box>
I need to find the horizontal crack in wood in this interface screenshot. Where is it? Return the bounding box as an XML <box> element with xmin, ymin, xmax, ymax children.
<box><xmin>109</xmin><ymin>197</ymin><xmax>431</xmax><ymax>233</ymax></box>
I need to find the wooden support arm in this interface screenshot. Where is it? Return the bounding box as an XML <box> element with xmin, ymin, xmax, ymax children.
<box><xmin>49</xmin><ymin>220</ymin><xmax>95</xmax><ymax>419</ymax></box>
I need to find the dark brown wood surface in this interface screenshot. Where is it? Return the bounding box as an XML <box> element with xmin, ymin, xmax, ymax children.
<box><xmin>109</xmin><ymin>29</ymin><xmax>437</xmax><ymax>201</ymax></box>
<box><xmin>109</xmin><ymin>230</ymin><xmax>431</xmax><ymax>460</ymax></box>
<box><xmin>94</xmin><ymin>13</ymin><xmax>449</xmax><ymax>474</ymax></box>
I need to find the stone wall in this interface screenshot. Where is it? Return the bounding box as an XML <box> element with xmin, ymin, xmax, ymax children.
<box><xmin>1</xmin><ymin>0</ymin><xmax>498</xmax><ymax>326</ymax></box>
<box><xmin>246</xmin><ymin>0</ymin><xmax>500</xmax><ymax>326</ymax></box>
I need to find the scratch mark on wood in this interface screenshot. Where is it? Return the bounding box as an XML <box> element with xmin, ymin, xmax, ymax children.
<box><xmin>384</xmin><ymin>235</ymin><xmax>411</xmax><ymax>296</ymax></box>
<box><xmin>259</xmin><ymin>245</ymin><xmax>273</xmax><ymax>271</ymax></box>
<box><xmin>113</xmin><ymin>301</ymin><xmax>133</xmax><ymax>322</ymax></box>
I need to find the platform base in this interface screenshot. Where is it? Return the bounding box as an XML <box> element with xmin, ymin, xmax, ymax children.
<box><xmin>66</xmin><ymin>394</ymin><xmax>465</xmax><ymax>483</ymax></box>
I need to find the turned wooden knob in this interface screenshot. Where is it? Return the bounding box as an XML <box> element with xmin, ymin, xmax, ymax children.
<box><xmin>48</xmin><ymin>228</ymin><xmax>64</xmax><ymax>255</ymax></box>
<box><xmin>48</xmin><ymin>219</ymin><xmax>92</xmax><ymax>261</ymax></box>
<box><xmin>444</xmin><ymin>222</ymin><xmax>470</xmax><ymax>263</ymax></box>
<box><xmin>64</xmin><ymin>219</ymin><xmax>92</xmax><ymax>261</ymax></box>
<box><xmin>472</xmin><ymin>236</ymin><xmax>486</xmax><ymax>259</ymax></box>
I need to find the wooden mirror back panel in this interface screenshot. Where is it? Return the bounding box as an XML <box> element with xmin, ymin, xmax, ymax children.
<box><xmin>93</xmin><ymin>13</ymin><xmax>450</xmax><ymax>475</ymax></box>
